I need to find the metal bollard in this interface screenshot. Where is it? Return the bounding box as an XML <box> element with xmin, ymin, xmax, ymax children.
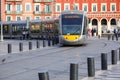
<box><xmin>119</xmin><ymin>48</ymin><xmax>120</xmax><ymax>61</ymax></box>
<box><xmin>87</xmin><ymin>57</ymin><xmax>95</xmax><ymax>77</ymax></box>
<box><xmin>112</xmin><ymin>35</ymin><xmax>114</xmax><ymax>40</ymax></box>
<box><xmin>101</xmin><ymin>53</ymin><xmax>107</xmax><ymax>70</ymax></box>
<box><xmin>36</xmin><ymin>40</ymin><xmax>40</xmax><ymax>48</ymax></box>
<box><xmin>29</xmin><ymin>42</ymin><xmax>32</xmax><ymax>50</ymax></box>
<box><xmin>8</xmin><ymin>44</ymin><xmax>12</xmax><ymax>53</ymax></box>
<box><xmin>19</xmin><ymin>42</ymin><xmax>23</xmax><ymax>52</ymax></box>
<box><xmin>48</xmin><ymin>36</ymin><xmax>51</xmax><ymax>46</ymax></box>
<box><xmin>111</xmin><ymin>50</ymin><xmax>117</xmax><ymax>65</ymax></box>
<box><xmin>43</xmin><ymin>40</ymin><xmax>45</xmax><ymax>47</ymax></box>
<box><xmin>38</xmin><ymin>71</ymin><xmax>49</xmax><ymax>80</ymax></box>
<box><xmin>108</xmin><ymin>35</ymin><xmax>110</xmax><ymax>40</ymax></box>
<box><xmin>70</xmin><ymin>63</ymin><xmax>78</xmax><ymax>80</ymax></box>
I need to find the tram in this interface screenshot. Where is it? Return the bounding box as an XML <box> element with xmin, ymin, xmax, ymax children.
<box><xmin>59</xmin><ymin>10</ymin><xmax>88</xmax><ymax>45</ymax></box>
<box><xmin>1</xmin><ymin>19</ymin><xmax>59</xmax><ymax>39</ymax></box>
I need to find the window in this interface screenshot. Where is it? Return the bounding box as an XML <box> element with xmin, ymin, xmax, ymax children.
<box><xmin>101</xmin><ymin>3</ymin><xmax>107</xmax><ymax>12</ymax></box>
<box><xmin>110</xmin><ymin>3</ymin><xmax>116</xmax><ymax>11</ymax></box>
<box><xmin>16</xmin><ymin>16</ymin><xmax>21</xmax><ymax>21</ymax></box>
<box><xmin>25</xmin><ymin>3</ymin><xmax>31</xmax><ymax>12</ymax></box>
<box><xmin>26</xmin><ymin>16</ymin><xmax>31</xmax><ymax>20</ymax></box>
<box><xmin>92</xmin><ymin>3</ymin><xmax>97</xmax><ymax>12</ymax></box>
<box><xmin>6</xmin><ymin>4</ymin><xmax>12</xmax><ymax>11</ymax></box>
<box><xmin>64</xmin><ymin>3</ymin><xmax>70</xmax><ymax>10</ymax></box>
<box><xmin>56</xmin><ymin>3</ymin><xmax>61</xmax><ymax>12</ymax></box>
<box><xmin>45</xmin><ymin>5</ymin><xmax>51</xmax><ymax>12</ymax></box>
<box><xmin>16</xmin><ymin>4</ymin><xmax>21</xmax><ymax>11</ymax></box>
<box><xmin>35</xmin><ymin>16</ymin><xmax>40</xmax><ymax>20</ymax></box>
<box><xmin>83</xmin><ymin>3</ymin><xmax>88</xmax><ymax>12</ymax></box>
<box><xmin>6</xmin><ymin>16</ymin><xmax>12</xmax><ymax>21</ymax></box>
<box><xmin>73</xmin><ymin>4</ymin><xmax>79</xmax><ymax>10</ymax></box>
<box><xmin>34</xmin><ymin>4</ymin><xmax>40</xmax><ymax>12</ymax></box>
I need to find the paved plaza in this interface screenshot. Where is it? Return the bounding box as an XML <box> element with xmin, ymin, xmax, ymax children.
<box><xmin>0</xmin><ymin>37</ymin><xmax>120</xmax><ymax>80</ymax></box>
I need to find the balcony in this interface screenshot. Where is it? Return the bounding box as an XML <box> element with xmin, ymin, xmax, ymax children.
<box><xmin>34</xmin><ymin>0</ymin><xmax>53</xmax><ymax>3</ymax></box>
<box><xmin>5</xmin><ymin>11</ymin><xmax>14</xmax><ymax>14</ymax></box>
<box><xmin>6</xmin><ymin>0</ymin><xmax>23</xmax><ymax>1</ymax></box>
<box><xmin>34</xmin><ymin>11</ymin><xmax>52</xmax><ymax>15</ymax></box>
<box><xmin>5</xmin><ymin>10</ymin><xmax>22</xmax><ymax>15</ymax></box>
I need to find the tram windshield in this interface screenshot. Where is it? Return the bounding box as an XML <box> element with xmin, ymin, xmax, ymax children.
<box><xmin>61</xmin><ymin>14</ymin><xmax>83</xmax><ymax>35</ymax></box>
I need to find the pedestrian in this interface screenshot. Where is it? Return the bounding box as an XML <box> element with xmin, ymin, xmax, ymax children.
<box><xmin>113</xmin><ymin>29</ymin><xmax>118</xmax><ymax>41</ymax></box>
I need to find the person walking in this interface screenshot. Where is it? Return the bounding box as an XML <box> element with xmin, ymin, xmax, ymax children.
<box><xmin>113</xmin><ymin>29</ymin><xmax>118</xmax><ymax>41</ymax></box>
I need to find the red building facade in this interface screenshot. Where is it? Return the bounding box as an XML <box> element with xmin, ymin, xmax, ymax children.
<box><xmin>1</xmin><ymin>0</ymin><xmax>120</xmax><ymax>35</ymax></box>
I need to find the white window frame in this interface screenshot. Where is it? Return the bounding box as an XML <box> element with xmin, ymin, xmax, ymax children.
<box><xmin>34</xmin><ymin>16</ymin><xmax>41</xmax><ymax>20</ymax></box>
<box><xmin>110</xmin><ymin>3</ymin><xmax>116</xmax><ymax>12</ymax></box>
<box><xmin>6</xmin><ymin>16</ymin><xmax>12</xmax><ymax>21</ymax></box>
<box><xmin>73</xmin><ymin>3</ymin><xmax>79</xmax><ymax>10</ymax></box>
<box><xmin>64</xmin><ymin>3</ymin><xmax>70</xmax><ymax>11</ymax></box>
<box><xmin>92</xmin><ymin>3</ymin><xmax>97</xmax><ymax>12</ymax></box>
<box><xmin>25</xmin><ymin>3</ymin><xmax>31</xmax><ymax>12</ymax></box>
<box><xmin>26</xmin><ymin>16</ymin><xmax>31</xmax><ymax>20</ymax></box>
<box><xmin>45</xmin><ymin>16</ymin><xmax>51</xmax><ymax>19</ymax></box>
<box><xmin>82</xmin><ymin>3</ymin><xmax>88</xmax><ymax>12</ymax></box>
<box><xmin>101</xmin><ymin>3</ymin><xmax>107</xmax><ymax>12</ymax></box>
<box><xmin>34</xmin><ymin>3</ymin><xmax>40</xmax><ymax>12</ymax></box>
<box><xmin>16</xmin><ymin>4</ymin><xmax>22</xmax><ymax>11</ymax></box>
<box><xmin>55</xmin><ymin>3</ymin><xmax>61</xmax><ymax>12</ymax></box>
<box><xmin>16</xmin><ymin>16</ymin><xmax>22</xmax><ymax>21</ymax></box>
<box><xmin>6</xmin><ymin>4</ymin><xmax>12</xmax><ymax>11</ymax></box>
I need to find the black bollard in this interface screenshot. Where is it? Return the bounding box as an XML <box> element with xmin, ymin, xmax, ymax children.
<box><xmin>19</xmin><ymin>42</ymin><xmax>23</xmax><ymax>52</ymax></box>
<box><xmin>111</xmin><ymin>50</ymin><xmax>117</xmax><ymax>65</ymax></box>
<box><xmin>36</xmin><ymin>40</ymin><xmax>40</xmax><ymax>48</ymax></box>
<box><xmin>70</xmin><ymin>63</ymin><xmax>78</xmax><ymax>80</ymax></box>
<box><xmin>48</xmin><ymin>36</ymin><xmax>51</xmax><ymax>46</ymax></box>
<box><xmin>108</xmin><ymin>35</ymin><xmax>110</xmax><ymax>40</ymax></box>
<box><xmin>119</xmin><ymin>48</ymin><xmax>120</xmax><ymax>61</ymax></box>
<box><xmin>8</xmin><ymin>44</ymin><xmax>12</xmax><ymax>53</ymax></box>
<box><xmin>52</xmin><ymin>36</ymin><xmax>54</xmax><ymax>45</ymax></box>
<box><xmin>43</xmin><ymin>40</ymin><xmax>45</xmax><ymax>47</ymax></box>
<box><xmin>101</xmin><ymin>53</ymin><xmax>108</xmax><ymax>70</ymax></box>
<box><xmin>112</xmin><ymin>35</ymin><xmax>114</xmax><ymax>40</ymax></box>
<box><xmin>29</xmin><ymin>42</ymin><xmax>32</xmax><ymax>50</ymax></box>
<box><xmin>38</xmin><ymin>71</ymin><xmax>49</xmax><ymax>80</ymax></box>
<box><xmin>87</xmin><ymin>57</ymin><xmax>95</xmax><ymax>77</ymax></box>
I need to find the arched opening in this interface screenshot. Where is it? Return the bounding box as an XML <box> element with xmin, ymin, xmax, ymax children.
<box><xmin>110</xmin><ymin>19</ymin><xmax>116</xmax><ymax>25</ymax></box>
<box><xmin>91</xmin><ymin>19</ymin><xmax>98</xmax><ymax>35</ymax></box>
<box><xmin>101</xmin><ymin>19</ymin><xmax>107</xmax><ymax>33</ymax></box>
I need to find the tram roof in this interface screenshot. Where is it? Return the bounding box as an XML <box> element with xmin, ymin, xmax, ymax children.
<box><xmin>60</xmin><ymin>10</ymin><xmax>86</xmax><ymax>15</ymax></box>
<box><xmin>29</xmin><ymin>19</ymin><xmax>42</xmax><ymax>23</ymax></box>
<box><xmin>1</xmin><ymin>20</ymin><xmax>27</xmax><ymax>25</ymax></box>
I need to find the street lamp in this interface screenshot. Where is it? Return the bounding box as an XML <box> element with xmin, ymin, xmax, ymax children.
<box><xmin>0</xmin><ymin>23</ymin><xmax>3</xmax><ymax>41</ymax></box>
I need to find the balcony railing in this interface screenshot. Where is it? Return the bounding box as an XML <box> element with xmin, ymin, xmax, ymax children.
<box><xmin>5</xmin><ymin>11</ymin><xmax>23</xmax><ymax>14</ymax></box>
<box><xmin>34</xmin><ymin>0</ymin><xmax>53</xmax><ymax>3</ymax></box>
<box><xmin>6</xmin><ymin>0</ymin><xmax>23</xmax><ymax>1</ymax></box>
<box><xmin>34</xmin><ymin>11</ymin><xmax>52</xmax><ymax>15</ymax></box>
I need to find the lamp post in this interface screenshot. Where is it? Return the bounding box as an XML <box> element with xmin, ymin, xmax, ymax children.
<box><xmin>0</xmin><ymin>23</ymin><xmax>3</xmax><ymax>41</ymax></box>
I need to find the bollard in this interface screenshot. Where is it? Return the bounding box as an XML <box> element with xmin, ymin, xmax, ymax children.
<box><xmin>19</xmin><ymin>42</ymin><xmax>23</xmax><ymax>52</ymax></box>
<box><xmin>111</xmin><ymin>50</ymin><xmax>117</xmax><ymax>65</ymax></box>
<box><xmin>38</xmin><ymin>71</ymin><xmax>49</xmax><ymax>80</ymax></box>
<box><xmin>112</xmin><ymin>35</ymin><xmax>114</xmax><ymax>40</ymax></box>
<box><xmin>87</xmin><ymin>57</ymin><xmax>95</xmax><ymax>77</ymax></box>
<box><xmin>119</xmin><ymin>48</ymin><xmax>120</xmax><ymax>61</ymax></box>
<box><xmin>43</xmin><ymin>40</ymin><xmax>45</xmax><ymax>47</ymax></box>
<box><xmin>48</xmin><ymin>36</ymin><xmax>51</xmax><ymax>46</ymax></box>
<box><xmin>52</xmin><ymin>37</ymin><xmax>54</xmax><ymax>45</ymax></box>
<box><xmin>29</xmin><ymin>42</ymin><xmax>32</xmax><ymax>50</ymax></box>
<box><xmin>36</xmin><ymin>40</ymin><xmax>40</xmax><ymax>48</ymax></box>
<box><xmin>108</xmin><ymin>35</ymin><xmax>110</xmax><ymax>40</ymax></box>
<box><xmin>70</xmin><ymin>63</ymin><xmax>78</xmax><ymax>80</ymax></box>
<box><xmin>101</xmin><ymin>53</ymin><xmax>107</xmax><ymax>70</ymax></box>
<box><xmin>8</xmin><ymin>44</ymin><xmax>12</xmax><ymax>53</ymax></box>
<box><xmin>98</xmin><ymin>35</ymin><xmax>100</xmax><ymax>39</ymax></box>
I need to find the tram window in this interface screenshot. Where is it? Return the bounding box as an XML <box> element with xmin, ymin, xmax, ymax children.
<box><xmin>3</xmin><ymin>25</ymin><xmax>9</xmax><ymax>33</ymax></box>
<box><xmin>83</xmin><ymin>17</ymin><xmax>87</xmax><ymax>35</ymax></box>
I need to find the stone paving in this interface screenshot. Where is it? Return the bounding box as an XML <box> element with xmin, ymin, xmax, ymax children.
<box><xmin>0</xmin><ymin>37</ymin><xmax>120</xmax><ymax>80</ymax></box>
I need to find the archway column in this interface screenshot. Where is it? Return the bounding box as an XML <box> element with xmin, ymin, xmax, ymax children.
<box><xmin>98</xmin><ymin>21</ymin><xmax>101</xmax><ymax>36</ymax></box>
<box><xmin>0</xmin><ymin>23</ymin><xmax>3</xmax><ymax>41</ymax></box>
<box><xmin>107</xmin><ymin>21</ymin><xmax>111</xmax><ymax>31</ymax></box>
